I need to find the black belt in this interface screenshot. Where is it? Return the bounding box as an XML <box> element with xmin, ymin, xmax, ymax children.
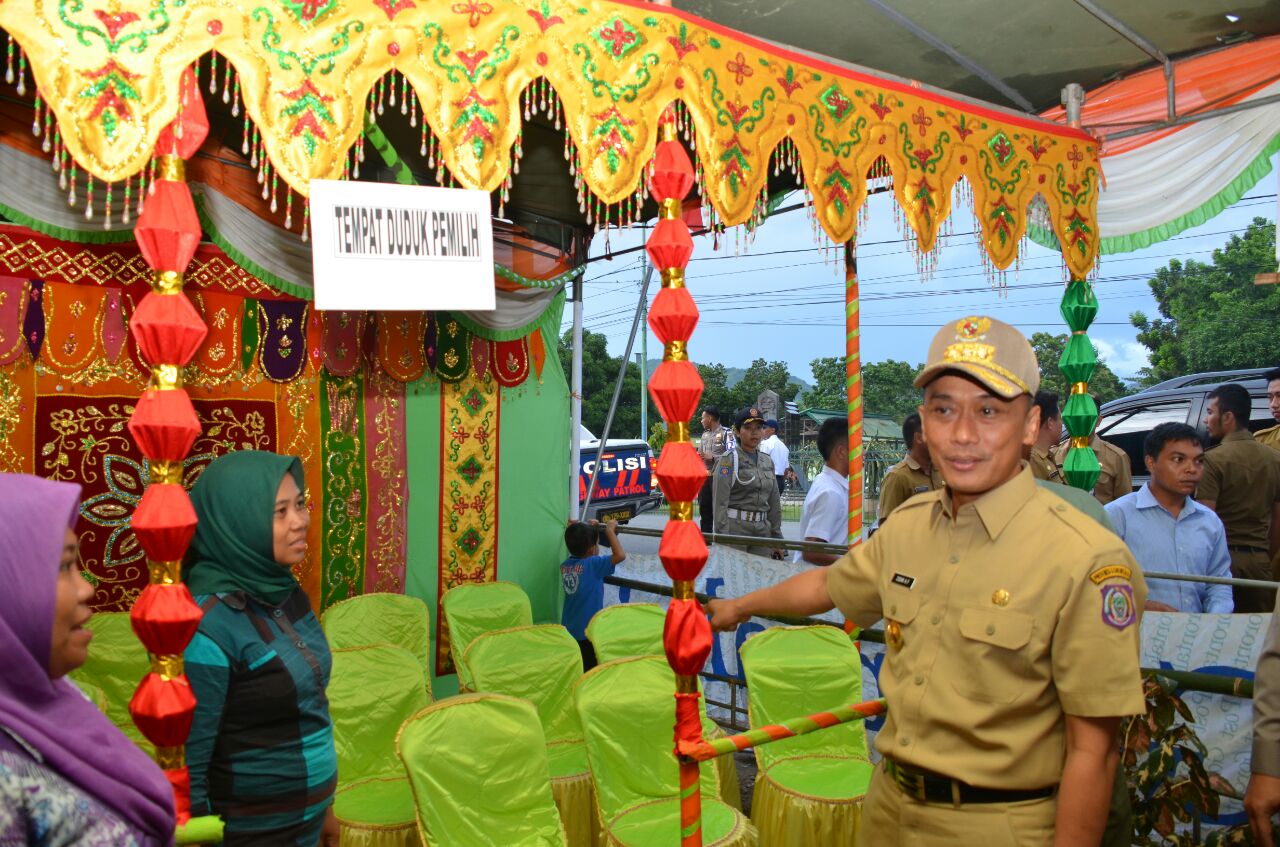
<box><xmin>1228</xmin><ymin>545</ymin><xmax>1269</xmax><ymax>554</ymax></box>
<box><xmin>884</xmin><ymin>758</ymin><xmax>1056</xmax><ymax>805</ymax></box>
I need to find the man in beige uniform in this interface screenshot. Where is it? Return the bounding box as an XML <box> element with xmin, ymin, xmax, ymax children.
<box><xmin>697</xmin><ymin>406</ymin><xmax>732</xmax><ymax>534</ymax></box>
<box><xmin>713</xmin><ymin>408</ymin><xmax>783</xmax><ymax>559</ymax></box>
<box><xmin>1030</xmin><ymin>390</ymin><xmax>1065</xmax><ymax>483</ymax></box>
<box><xmin>709</xmin><ymin>315</ymin><xmax>1146</xmax><ymax>845</ymax></box>
<box><xmin>1198</xmin><ymin>382</ymin><xmax>1280</xmax><ymax>612</ymax></box>
<box><xmin>1052</xmin><ymin>423</ymin><xmax>1132</xmax><ymax>504</ymax></box>
<box><xmin>878</xmin><ymin>413</ymin><xmax>943</xmax><ymax>522</ymax></box>
<box><xmin>1256</xmin><ymin>367</ymin><xmax>1280</xmax><ymax>450</ymax></box>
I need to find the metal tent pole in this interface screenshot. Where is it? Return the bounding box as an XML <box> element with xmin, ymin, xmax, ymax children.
<box><xmin>582</xmin><ymin>261</ymin><xmax>655</xmax><ymax>517</ymax></box>
<box><xmin>570</xmin><ymin>272</ymin><xmax>585</xmax><ymax>520</ymax></box>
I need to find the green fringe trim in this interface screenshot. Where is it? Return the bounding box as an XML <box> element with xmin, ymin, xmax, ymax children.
<box><xmin>1029</xmin><ymin>133</ymin><xmax>1280</xmax><ymax>255</ymax></box>
<box><xmin>0</xmin><ymin>200</ymin><xmax>137</xmax><ymax>243</ymax></box>
<box><xmin>193</xmin><ymin>195</ymin><xmax>316</xmax><ymax>300</ymax></box>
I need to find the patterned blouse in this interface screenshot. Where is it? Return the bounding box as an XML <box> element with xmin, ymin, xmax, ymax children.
<box><xmin>0</xmin><ymin>728</ymin><xmax>143</xmax><ymax>847</ymax></box>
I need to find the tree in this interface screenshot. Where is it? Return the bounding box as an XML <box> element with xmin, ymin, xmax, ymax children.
<box><xmin>802</xmin><ymin>356</ymin><xmax>846</xmax><ymax>409</ymax></box>
<box><xmin>695</xmin><ymin>362</ymin><xmax>734</xmax><ymax>419</ymax></box>
<box><xmin>557</xmin><ymin>329</ymin><xmax>642</xmax><ymax>439</ymax></box>
<box><xmin>729</xmin><ymin>358</ymin><xmax>799</xmax><ymax>412</ymax></box>
<box><xmin>1029</xmin><ymin>332</ymin><xmax>1127</xmax><ymax>404</ymax></box>
<box><xmin>862</xmin><ymin>360</ymin><xmax>924</xmax><ymax>424</ymax></box>
<box><xmin>1130</xmin><ymin>218</ymin><xmax>1279</xmax><ymax>386</ymax></box>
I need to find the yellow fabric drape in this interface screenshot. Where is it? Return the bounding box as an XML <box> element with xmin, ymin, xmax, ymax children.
<box><xmin>0</xmin><ymin>0</ymin><xmax>1100</xmax><ymax>275</ymax></box>
<box><xmin>552</xmin><ymin>771</ymin><xmax>601</xmax><ymax>847</ymax></box>
<box><xmin>750</xmin><ymin>767</ymin><xmax>863</xmax><ymax>847</ymax></box>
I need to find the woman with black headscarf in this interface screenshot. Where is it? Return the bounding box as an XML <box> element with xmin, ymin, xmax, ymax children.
<box><xmin>184</xmin><ymin>451</ymin><xmax>338</xmax><ymax>846</ymax></box>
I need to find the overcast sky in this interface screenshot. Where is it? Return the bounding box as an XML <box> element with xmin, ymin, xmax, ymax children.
<box><xmin>567</xmin><ymin>153</ymin><xmax>1278</xmax><ymax>388</ymax></box>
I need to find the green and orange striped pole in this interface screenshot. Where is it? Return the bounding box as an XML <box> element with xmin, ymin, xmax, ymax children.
<box><xmin>680</xmin><ymin>698</ymin><xmax>887</xmax><ymax>761</ymax></box>
<box><xmin>844</xmin><ymin>241</ymin><xmax>863</xmax><ymax>545</ymax></box>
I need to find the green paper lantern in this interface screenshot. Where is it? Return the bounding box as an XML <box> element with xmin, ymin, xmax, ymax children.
<box><xmin>1058</xmin><ymin>333</ymin><xmax>1097</xmax><ymax>386</ymax></box>
<box><xmin>1059</xmin><ymin>279</ymin><xmax>1098</xmax><ymax>333</ymax></box>
<box><xmin>1061</xmin><ymin>393</ymin><xmax>1098</xmax><ymax>439</ymax></box>
<box><xmin>1063</xmin><ymin>444</ymin><xmax>1101</xmax><ymax>492</ymax></box>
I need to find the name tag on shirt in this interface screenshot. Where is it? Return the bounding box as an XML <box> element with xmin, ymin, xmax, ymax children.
<box><xmin>891</xmin><ymin>573</ymin><xmax>916</xmax><ymax>590</ymax></box>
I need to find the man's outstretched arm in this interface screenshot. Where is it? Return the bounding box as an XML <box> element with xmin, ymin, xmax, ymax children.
<box><xmin>706</xmin><ymin>567</ymin><xmax>834</xmax><ymax>631</ymax></box>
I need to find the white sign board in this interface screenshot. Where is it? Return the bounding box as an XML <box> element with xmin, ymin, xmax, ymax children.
<box><xmin>309</xmin><ymin>180</ymin><xmax>495</xmax><ymax>312</ymax></box>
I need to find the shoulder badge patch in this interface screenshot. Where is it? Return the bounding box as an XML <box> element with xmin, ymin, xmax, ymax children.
<box><xmin>1089</xmin><ymin>565</ymin><xmax>1132</xmax><ymax>585</ymax></box>
<box><xmin>719</xmin><ymin>465</ymin><xmax>730</xmax><ymax>476</ymax></box>
<box><xmin>1100</xmin><ymin>584</ymin><xmax>1136</xmax><ymax>630</ymax></box>
<box><xmin>891</xmin><ymin>573</ymin><xmax>916</xmax><ymax>590</ymax></box>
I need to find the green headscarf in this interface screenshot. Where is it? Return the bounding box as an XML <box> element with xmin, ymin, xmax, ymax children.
<box><xmin>186</xmin><ymin>450</ymin><xmax>306</xmax><ymax>605</ymax></box>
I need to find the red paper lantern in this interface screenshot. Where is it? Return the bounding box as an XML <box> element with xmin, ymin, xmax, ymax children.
<box><xmin>131</xmin><ymin>484</ymin><xmax>198</xmax><ymax>562</ymax></box>
<box><xmin>648</xmin><ymin>360</ymin><xmax>703</xmax><ymax>424</ymax></box>
<box><xmin>154</xmin><ymin>69</ymin><xmax>210</xmax><ymax>161</ymax></box>
<box><xmin>129</xmin><ymin>290</ymin><xmax>208</xmax><ymax>367</ymax></box>
<box><xmin>129</xmin><ymin>673</ymin><xmax>197</xmax><ymax>747</ymax></box>
<box><xmin>130</xmin><ymin>584</ymin><xmax>203</xmax><ymax>656</ymax></box>
<box><xmin>648</xmin><ymin>139</ymin><xmax>695</xmax><ymax>202</ymax></box>
<box><xmin>659</xmin><ymin>520</ymin><xmax>709</xmax><ymax>582</ymax></box>
<box><xmin>663</xmin><ymin>599</ymin><xmax>713</xmax><ymax>675</ymax></box>
<box><xmin>134</xmin><ymin>181</ymin><xmax>201</xmax><ymax>273</ymax></box>
<box><xmin>654</xmin><ymin>442</ymin><xmax>706</xmax><ymax>504</ymax></box>
<box><xmin>645</xmin><ymin>218</ymin><xmax>694</xmax><ymax>272</ymax></box>
<box><xmin>648</xmin><ymin>287</ymin><xmax>699</xmax><ymax>346</ymax></box>
<box><xmin>128</xmin><ymin>390</ymin><xmax>201</xmax><ymax>463</ymax></box>
<box><xmin>166</xmin><ymin>768</ymin><xmax>192</xmax><ymax>824</ymax></box>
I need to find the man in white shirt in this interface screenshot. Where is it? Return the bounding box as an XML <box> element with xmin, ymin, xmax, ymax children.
<box><xmin>794</xmin><ymin>417</ymin><xmax>849</xmax><ymax>566</ymax></box>
<box><xmin>760</xmin><ymin>419</ymin><xmax>796</xmax><ymax>494</ymax></box>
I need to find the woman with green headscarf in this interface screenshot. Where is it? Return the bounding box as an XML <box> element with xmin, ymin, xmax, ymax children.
<box><xmin>183</xmin><ymin>451</ymin><xmax>339</xmax><ymax>846</ymax></box>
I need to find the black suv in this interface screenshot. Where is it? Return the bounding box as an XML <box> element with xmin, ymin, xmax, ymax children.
<box><xmin>1094</xmin><ymin>368</ymin><xmax>1276</xmax><ymax>491</ymax></box>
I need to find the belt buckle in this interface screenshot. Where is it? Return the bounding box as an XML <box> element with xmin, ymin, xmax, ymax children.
<box><xmin>891</xmin><ymin>763</ymin><xmax>927</xmax><ymax>802</ymax></box>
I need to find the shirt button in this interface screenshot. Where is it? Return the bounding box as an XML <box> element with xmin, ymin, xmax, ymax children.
<box><xmin>948</xmin><ymin>554</ymin><xmax>959</xmax><ymax>564</ymax></box>
<box><xmin>296</xmin><ymin>640</ymin><xmax>306</xmax><ymax>649</ymax></box>
<box><xmin>899</xmin><ymin>736</ymin><xmax>911</xmax><ymax>746</ymax></box>
<box><xmin>890</xmin><ymin>604</ymin><xmax>898</xmax><ymax>615</ymax></box>
<box><xmin>1055</xmin><ymin>504</ymin><xmax>1067</xmax><ymax>512</ymax></box>
<box><xmin>273</xmin><ymin>609</ymin><xmax>283</xmax><ymax>618</ymax></box>
<box><xmin>986</xmin><ymin>624</ymin><xmax>996</xmax><ymax>636</ymax></box>
<box><xmin>930</xmin><ymin>614</ymin><xmax>941</xmax><ymax>625</ymax></box>
<box><xmin>914</xmin><ymin>675</ymin><xmax>924</xmax><ymax>685</ymax></box>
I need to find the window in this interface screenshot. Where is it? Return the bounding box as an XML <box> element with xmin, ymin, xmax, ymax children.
<box><xmin>1097</xmin><ymin>401</ymin><xmax>1193</xmax><ymax>479</ymax></box>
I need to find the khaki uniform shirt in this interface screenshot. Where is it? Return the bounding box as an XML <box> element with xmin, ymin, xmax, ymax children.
<box><xmin>1029</xmin><ymin>445</ymin><xmax>1064</xmax><ymax>484</ymax></box>
<box><xmin>1052</xmin><ymin>435</ymin><xmax>1132</xmax><ymax>505</ymax></box>
<box><xmin>1257</xmin><ymin>424</ymin><xmax>1280</xmax><ymax>451</ymax></box>
<box><xmin>878</xmin><ymin>455</ymin><xmax>943</xmax><ymax>521</ymax></box>
<box><xmin>1198</xmin><ymin>430</ymin><xmax>1280</xmax><ymax>550</ymax></box>
<box><xmin>699</xmin><ymin>425</ymin><xmax>731</xmax><ymax>475</ymax></box>
<box><xmin>712</xmin><ymin>447</ymin><xmax>781</xmax><ymax>536</ymax></box>
<box><xmin>1253</xmin><ymin>610</ymin><xmax>1280</xmax><ymax>776</ymax></box>
<box><xmin>828</xmin><ymin>467</ymin><xmax>1147</xmax><ymax>789</ymax></box>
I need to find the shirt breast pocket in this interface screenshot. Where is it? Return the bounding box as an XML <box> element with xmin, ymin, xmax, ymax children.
<box><xmin>951</xmin><ymin>607</ymin><xmax>1035</xmax><ymax>704</ymax></box>
<box><xmin>883</xmin><ymin>591</ymin><xmax>920</xmax><ymax>682</ymax></box>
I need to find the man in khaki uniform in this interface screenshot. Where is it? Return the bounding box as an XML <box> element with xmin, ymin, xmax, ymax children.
<box><xmin>1245</xmin><ymin>610</ymin><xmax>1280</xmax><ymax>842</ymax></box>
<box><xmin>1198</xmin><ymin>383</ymin><xmax>1280</xmax><ymax>612</ymax></box>
<box><xmin>708</xmin><ymin>315</ymin><xmax>1146</xmax><ymax>845</ymax></box>
<box><xmin>878</xmin><ymin>413</ymin><xmax>943</xmax><ymax>522</ymax></box>
<box><xmin>713</xmin><ymin>407</ymin><xmax>783</xmax><ymax>560</ymax></box>
<box><xmin>1030</xmin><ymin>390</ymin><xmax>1065</xmax><ymax>484</ymax></box>
<box><xmin>1256</xmin><ymin>367</ymin><xmax>1280</xmax><ymax>450</ymax></box>
<box><xmin>1052</xmin><ymin>426</ymin><xmax>1132</xmax><ymax>505</ymax></box>
<box><xmin>697</xmin><ymin>406</ymin><xmax>731</xmax><ymax>534</ymax></box>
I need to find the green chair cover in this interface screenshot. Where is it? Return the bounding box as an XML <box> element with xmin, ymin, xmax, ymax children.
<box><xmin>329</xmin><ymin>645</ymin><xmax>432</xmax><ymax>847</ymax></box>
<box><xmin>72</xmin><ymin>680</ymin><xmax>109</xmax><ymax>713</ymax></box>
<box><xmin>442</xmin><ymin>582</ymin><xmax>533</xmax><ymax>691</ymax></box>
<box><xmin>573</xmin><ymin>657</ymin><xmax>757</xmax><ymax>846</ymax></box>
<box><xmin>585</xmin><ymin>604</ymin><xmax>665</xmax><ymax>664</ymax></box>
<box><xmin>466</xmin><ymin>625</ymin><xmax>597</xmax><ymax>847</ymax></box>
<box><xmin>397</xmin><ymin>693</ymin><xmax>568</xmax><ymax>847</ymax></box>
<box><xmin>739</xmin><ymin>626</ymin><xmax>874</xmax><ymax>847</ymax></box>
<box><xmin>584</xmin><ymin>604</ymin><xmax>741</xmax><ymax>811</ymax></box>
<box><xmin>67</xmin><ymin>611</ymin><xmax>150</xmax><ymax>755</ymax></box>
<box><xmin>322</xmin><ymin>593</ymin><xmax>434</xmax><ymax>676</ymax></box>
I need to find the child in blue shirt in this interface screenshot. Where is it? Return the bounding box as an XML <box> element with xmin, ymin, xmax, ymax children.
<box><xmin>561</xmin><ymin>519</ymin><xmax>626</xmax><ymax>670</ymax></box>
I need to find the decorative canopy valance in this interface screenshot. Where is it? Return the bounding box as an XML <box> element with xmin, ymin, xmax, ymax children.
<box><xmin>0</xmin><ymin>0</ymin><xmax>1101</xmax><ymax>276</ymax></box>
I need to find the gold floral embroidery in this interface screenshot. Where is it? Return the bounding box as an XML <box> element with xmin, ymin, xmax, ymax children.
<box><xmin>446</xmin><ymin>321</ymin><xmax>459</xmax><ymax>339</ymax></box>
<box><xmin>68</xmin><ymin>301</ymin><xmax>85</xmax><ymax>318</ymax></box>
<box><xmin>207</xmin><ymin>342</ymin><xmax>226</xmax><ymax>362</ymax></box>
<box><xmin>212</xmin><ymin>308</ymin><xmax>230</xmax><ymax>329</ymax></box>
<box><xmin>276</xmin><ymin>316</ymin><xmax>294</xmax><ymax>332</ymax></box>
<box><xmin>444</xmin><ymin>350</ymin><xmax>460</xmax><ymax>368</ymax></box>
<box><xmin>62</xmin><ymin>333</ymin><xmax>78</xmax><ymax>357</ymax></box>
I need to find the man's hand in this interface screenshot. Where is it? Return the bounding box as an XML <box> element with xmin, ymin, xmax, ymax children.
<box><xmin>319</xmin><ymin>807</ymin><xmax>341</xmax><ymax>846</ymax></box>
<box><xmin>706</xmin><ymin>598</ymin><xmax>746</xmax><ymax>632</ymax></box>
<box><xmin>1144</xmin><ymin>600</ymin><xmax>1178</xmax><ymax>613</ymax></box>
<box><xmin>771</xmin><ymin>548</ymin><xmax>785</xmax><ymax>560</ymax></box>
<box><xmin>1246</xmin><ymin>772</ymin><xmax>1280</xmax><ymax>844</ymax></box>
<box><xmin>605</xmin><ymin>519</ymin><xmax>619</xmax><ymax>534</ymax></box>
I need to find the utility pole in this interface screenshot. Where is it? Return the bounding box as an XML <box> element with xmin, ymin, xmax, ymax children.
<box><xmin>639</xmin><ymin>224</ymin><xmax>649</xmax><ymax>441</ymax></box>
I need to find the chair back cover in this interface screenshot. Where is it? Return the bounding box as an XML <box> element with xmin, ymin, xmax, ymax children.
<box><xmin>585</xmin><ymin>603</ymin><xmax>665</xmax><ymax>664</ymax></box>
<box><xmin>464</xmin><ymin>624</ymin><xmax>584</xmax><ymax>744</ymax></box>
<box><xmin>397</xmin><ymin>693</ymin><xmax>566</xmax><ymax>847</ymax></box>
<box><xmin>67</xmin><ymin>611</ymin><xmax>150</xmax><ymax>751</ymax></box>
<box><xmin>322</xmin><ymin>592</ymin><xmax>433</xmax><ymax>672</ymax></box>
<box><xmin>572</xmin><ymin>656</ymin><xmax>720</xmax><ymax>822</ymax></box>
<box><xmin>442</xmin><ymin>582</ymin><xmax>533</xmax><ymax>688</ymax></box>
<box><xmin>329</xmin><ymin>645</ymin><xmax>432</xmax><ymax>785</ymax></box>
<box><xmin>739</xmin><ymin>626</ymin><xmax>869</xmax><ymax>768</ymax></box>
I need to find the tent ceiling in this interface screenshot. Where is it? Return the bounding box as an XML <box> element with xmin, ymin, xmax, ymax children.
<box><xmin>678</xmin><ymin>0</ymin><xmax>1280</xmax><ymax>113</ymax></box>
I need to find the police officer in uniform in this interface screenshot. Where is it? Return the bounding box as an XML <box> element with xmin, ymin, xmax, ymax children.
<box><xmin>1257</xmin><ymin>367</ymin><xmax>1280</xmax><ymax>450</ymax></box>
<box><xmin>708</xmin><ymin>315</ymin><xmax>1146</xmax><ymax>845</ymax></box>
<box><xmin>1051</xmin><ymin>398</ymin><xmax>1132</xmax><ymax>504</ymax></box>
<box><xmin>713</xmin><ymin>408</ymin><xmax>784</xmax><ymax>560</ymax></box>
<box><xmin>1030</xmin><ymin>390</ymin><xmax>1065</xmax><ymax>484</ymax></box>
<box><xmin>697</xmin><ymin>407</ymin><xmax>732</xmax><ymax>535</ymax></box>
<box><xmin>877</xmin><ymin>413</ymin><xmax>943</xmax><ymax>522</ymax></box>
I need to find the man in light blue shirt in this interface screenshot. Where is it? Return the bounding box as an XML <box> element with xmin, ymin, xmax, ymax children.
<box><xmin>1105</xmin><ymin>422</ymin><xmax>1232</xmax><ymax>613</ymax></box>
